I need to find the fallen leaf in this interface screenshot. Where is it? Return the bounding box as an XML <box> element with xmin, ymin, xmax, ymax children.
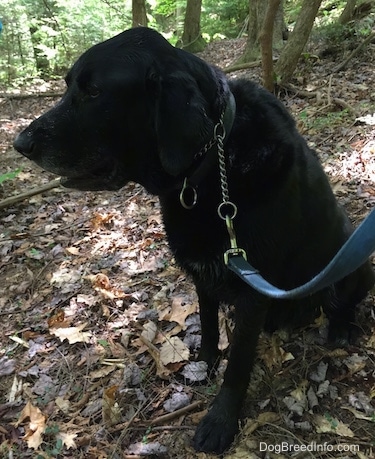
<box><xmin>163</xmin><ymin>391</ymin><xmax>191</xmax><ymax>412</ymax></box>
<box><xmin>0</xmin><ymin>356</ymin><xmax>16</xmax><ymax>376</ymax></box>
<box><xmin>141</xmin><ymin>321</ymin><xmax>157</xmax><ymax>342</ymax></box>
<box><xmin>50</xmin><ymin>323</ymin><xmax>92</xmax><ymax>344</ymax></box>
<box><xmin>16</xmin><ymin>401</ymin><xmax>46</xmax><ymax>449</ymax></box>
<box><xmin>310</xmin><ymin>361</ymin><xmax>328</xmax><ymax>382</ymax></box>
<box><xmin>160</xmin><ymin>337</ymin><xmax>189</xmax><ymax>365</ymax></box>
<box><xmin>161</xmin><ymin>296</ymin><xmax>197</xmax><ymax>330</ymax></box>
<box><xmin>314</xmin><ymin>414</ymin><xmax>354</xmax><ymax>437</ymax></box>
<box><xmin>139</xmin><ymin>335</ymin><xmax>170</xmax><ymax>379</ymax></box>
<box><xmin>55</xmin><ymin>397</ymin><xmax>70</xmax><ymax>414</ymax></box>
<box><xmin>47</xmin><ymin>310</ymin><xmax>66</xmax><ymax>328</ymax></box>
<box><xmin>102</xmin><ymin>385</ymin><xmax>121</xmax><ymax>426</ymax></box>
<box><xmin>50</xmin><ymin>267</ymin><xmax>82</xmax><ymax>287</ymax></box>
<box><xmin>343</xmin><ymin>406</ymin><xmax>374</xmax><ymax>421</ymax></box>
<box><xmin>89</xmin><ymin>365</ymin><xmax>117</xmax><ymax>379</ymax></box>
<box><xmin>56</xmin><ymin>431</ymin><xmax>77</xmax><ymax>449</ymax></box>
<box><xmin>181</xmin><ymin>361</ymin><xmax>208</xmax><ymax>382</ymax></box>
<box><xmin>127</xmin><ymin>441</ymin><xmax>168</xmax><ymax>456</ymax></box>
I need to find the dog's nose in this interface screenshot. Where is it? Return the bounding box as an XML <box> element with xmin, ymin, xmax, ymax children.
<box><xmin>13</xmin><ymin>132</ymin><xmax>35</xmax><ymax>158</ymax></box>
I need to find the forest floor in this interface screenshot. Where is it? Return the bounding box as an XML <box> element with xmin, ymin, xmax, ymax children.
<box><xmin>0</xmin><ymin>37</ymin><xmax>375</xmax><ymax>459</ymax></box>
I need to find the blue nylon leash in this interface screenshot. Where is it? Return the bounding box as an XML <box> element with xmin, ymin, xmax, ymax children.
<box><xmin>227</xmin><ymin>207</ymin><xmax>375</xmax><ymax>299</ymax></box>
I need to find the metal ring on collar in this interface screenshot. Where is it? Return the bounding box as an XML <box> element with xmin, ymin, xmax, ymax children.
<box><xmin>180</xmin><ymin>178</ymin><xmax>198</xmax><ymax>210</ymax></box>
<box><xmin>217</xmin><ymin>201</ymin><xmax>237</xmax><ymax>220</ymax></box>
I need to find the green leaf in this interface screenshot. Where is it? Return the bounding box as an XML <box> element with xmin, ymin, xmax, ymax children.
<box><xmin>0</xmin><ymin>169</ymin><xmax>22</xmax><ymax>185</ymax></box>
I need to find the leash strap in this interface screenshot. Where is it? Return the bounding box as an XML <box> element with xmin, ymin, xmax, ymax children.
<box><xmin>227</xmin><ymin>207</ymin><xmax>375</xmax><ymax>299</ymax></box>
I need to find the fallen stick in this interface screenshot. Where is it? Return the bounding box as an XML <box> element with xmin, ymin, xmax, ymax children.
<box><xmin>0</xmin><ymin>178</ymin><xmax>61</xmax><ymax>209</ymax></box>
<box><xmin>0</xmin><ymin>92</ymin><xmax>64</xmax><ymax>100</ymax></box>
<box><xmin>148</xmin><ymin>400</ymin><xmax>204</xmax><ymax>426</ymax></box>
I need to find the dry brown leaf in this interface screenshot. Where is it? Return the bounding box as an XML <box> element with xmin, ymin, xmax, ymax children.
<box><xmin>140</xmin><ymin>335</ymin><xmax>170</xmax><ymax>379</ymax></box>
<box><xmin>91</xmin><ymin>212</ymin><xmax>115</xmax><ymax>229</ymax></box>
<box><xmin>47</xmin><ymin>310</ymin><xmax>66</xmax><ymax>328</ymax></box>
<box><xmin>85</xmin><ymin>273</ymin><xmax>127</xmax><ymax>299</ymax></box>
<box><xmin>160</xmin><ymin>336</ymin><xmax>189</xmax><ymax>365</ymax></box>
<box><xmin>55</xmin><ymin>396</ymin><xmax>70</xmax><ymax>414</ymax></box>
<box><xmin>50</xmin><ymin>323</ymin><xmax>92</xmax><ymax>344</ymax></box>
<box><xmin>141</xmin><ymin>321</ymin><xmax>158</xmax><ymax>342</ymax></box>
<box><xmin>16</xmin><ymin>400</ymin><xmax>46</xmax><ymax>449</ymax></box>
<box><xmin>314</xmin><ymin>414</ymin><xmax>354</xmax><ymax>437</ymax></box>
<box><xmin>102</xmin><ymin>385</ymin><xmax>121</xmax><ymax>426</ymax></box>
<box><xmin>259</xmin><ymin>334</ymin><xmax>294</xmax><ymax>369</ymax></box>
<box><xmin>257</xmin><ymin>412</ymin><xmax>280</xmax><ymax>424</ymax></box>
<box><xmin>343</xmin><ymin>406</ymin><xmax>374</xmax><ymax>421</ymax></box>
<box><xmin>56</xmin><ymin>431</ymin><xmax>77</xmax><ymax>449</ymax></box>
<box><xmin>161</xmin><ymin>296</ymin><xmax>197</xmax><ymax>330</ymax></box>
<box><xmin>50</xmin><ymin>267</ymin><xmax>82</xmax><ymax>286</ymax></box>
<box><xmin>66</xmin><ymin>246</ymin><xmax>80</xmax><ymax>255</ymax></box>
<box><xmin>89</xmin><ymin>365</ymin><xmax>117</xmax><ymax>379</ymax></box>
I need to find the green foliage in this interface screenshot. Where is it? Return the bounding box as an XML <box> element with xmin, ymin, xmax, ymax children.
<box><xmin>299</xmin><ymin>109</ymin><xmax>350</xmax><ymax>132</ymax></box>
<box><xmin>201</xmin><ymin>0</ymin><xmax>248</xmax><ymax>39</ymax></box>
<box><xmin>314</xmin><ymin>9</ymin><xmax>374</xmax><ymax>51</ymax></box>
<box><xmin>0</xmin><ymin>0</ymin><xmax>373</xmax><ymax>86</ymax></box>
<box><xmin>0</xmin><ymin>168</ymin><xmax>21</xmax><ymax>185</ymax></box>
<box><xmin>0</xmin><ymin>0</ymin><xmax>131</xmax><ymax>86</ymax></box>
<box><xmin>284</xmin><ymin>0</ymin><xmax>304</xmax><ymax>24</ymax></box>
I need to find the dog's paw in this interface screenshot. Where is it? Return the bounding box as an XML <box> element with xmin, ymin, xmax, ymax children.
<box><xmin>193</xmin><ymin>407</ymin><xmax>239</xmax><ymax>454</ymax></box>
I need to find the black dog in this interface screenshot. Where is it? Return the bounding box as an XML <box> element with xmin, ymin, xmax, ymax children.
<box><xmin>14</xmin><ymin>27</ymin><xmax>374</xmax><ymax>454</ymax></box>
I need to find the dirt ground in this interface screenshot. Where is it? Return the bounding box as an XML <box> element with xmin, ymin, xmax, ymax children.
<box><xmin>0</xmin><ymin>38</ymin><xmax>375</xmax><ymax>458</ymax></box>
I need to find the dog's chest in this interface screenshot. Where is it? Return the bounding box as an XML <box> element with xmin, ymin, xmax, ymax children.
<box><xmin>159</xmin><ymin>197</ymin><xmax>229</xmax><ymax>279</ymax></box>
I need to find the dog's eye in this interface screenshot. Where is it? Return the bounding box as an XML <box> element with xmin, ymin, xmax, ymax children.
<box><xmin>87</xmin><ymin>86</ymin><xmax>101</xmax><ymax>98</ymax></box>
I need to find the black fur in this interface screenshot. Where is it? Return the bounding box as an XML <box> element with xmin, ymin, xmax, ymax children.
<box><xmin>14</xmin><ymin>27</ymin><xmax>374</xmax><ymax>454</ymax></box>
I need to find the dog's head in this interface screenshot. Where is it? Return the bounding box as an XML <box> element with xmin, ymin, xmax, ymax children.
<box><xmin>14</xmin><ymin>27</ymin><xmax>230</xmax><ymax>193</ymax></box>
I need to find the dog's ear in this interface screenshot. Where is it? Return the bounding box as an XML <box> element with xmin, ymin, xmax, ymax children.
<box><xmin>152</xmin><ymin>70</ymin><xmax>215</xmax><ymax>177</ymax></box>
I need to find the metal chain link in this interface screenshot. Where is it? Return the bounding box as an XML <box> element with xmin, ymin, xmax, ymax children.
<box><xmin>216</xmin><ymin>118</ymin><xmax>229</xmax><ymax>204</ymax></box>
<box><xmin>213</xmin><ymin>114</ymin><xmax>247</xmax><ymax>263</ymax></box>
<box><xmin>214</xmin><ymin>115</ymin><xmax>238</xmax><ymax>221</ymax></box>
<box><xmin>182</xmin><ymin>106</ymin><xmax>247</xmax><ymax>263</ymax></box>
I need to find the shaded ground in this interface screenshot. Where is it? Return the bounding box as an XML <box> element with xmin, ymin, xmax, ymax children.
<box><xmin>0</xmin><ymin>38</ymin><xmax>375</xmax><ymax>459</ymax></box>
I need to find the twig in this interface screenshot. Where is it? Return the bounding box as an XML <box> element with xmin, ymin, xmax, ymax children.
<box><xmin>0</xmin><ymin>92</ymin><xmax>64</xmax><ymax>99</ymax></box>
<box><xmin>327</xmin><ymin>74</ymin><xmax>333</xmax><ymax>106</ymax></box>
<box><xmin>223</xmin><ymin>60</ymin><xmax>262</xmax><ymax>74</ymax></box>
<box><xmin>281</xmin><ymin>83</ymin><xmax>317</xmax><ymax>99</ymax></box>
<box><xmin>332</xmin><ymin>97</ymin><xmax>358</xmax><ymax>115</ymax></box>
<box><xmin>282</xmin><ymin>84</ymin><xmax>358</xmax><ymax>115</ymax></box>
<box><xmin>147</xmin><ymin>400</ymin><xmax>204</xmax><ymax>426</ymax></box>
<box><xmin>0</xmin><ymin>178</ymin><xmax>61</xmax><ymax>209</ymax></box>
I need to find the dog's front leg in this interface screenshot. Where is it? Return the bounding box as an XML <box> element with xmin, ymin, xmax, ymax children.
<box><xmin>193</xmin><ymin>293</ymin><xmax>268</xmax><ymax>454</ymax></box>
<box><xmin>196</xmin><ymin>285</ymin><xmax>221</xmax><ymax>371</ymax></box>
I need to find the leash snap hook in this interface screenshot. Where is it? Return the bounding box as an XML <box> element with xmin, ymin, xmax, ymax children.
<box><xmin>220</xmin><ymin>210</ymin><xmax>247</xmax><ymax>265</ymax></box>
<box><xmin>180</xmin><ymin>178</ymin><xmax>198</xmax><ymax>210</ymax></box>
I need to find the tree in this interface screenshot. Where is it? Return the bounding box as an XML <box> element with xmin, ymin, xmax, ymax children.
<box><xmin>338</xmin><ymin>0</ymin><xmax>357</xmax><ymax>24</ymax></box>
<box><xmin>239</xmin><ymin>0</ymin><xmax>286</xmax><ymax>63</ymax></box>
<box><xmin>274</xmin><ymin>0</ymin><xmax>323</xmax><ymax>85</ymax></box>
<box><xmin>259</xmin><ymin>0</ymin><xmax>281</xmax><ymax>91</ymax></box>
<box><xmin>180</xmin><ymin>0</ymin><xmax>206</xmax><ymax>53</ymax></box>
<box><xmin>132</xmin><ymin>0</ymin><xmax>148</xmax><ymax>27</ymax></box>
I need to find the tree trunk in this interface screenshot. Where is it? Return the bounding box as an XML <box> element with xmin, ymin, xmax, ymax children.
<box><xmin>338</xmin><ymin>0</ymin><xmax>357</xmax><ymax>24</ymax></box>
<box><xmin>29</xmin><ymin>26</ymin><xmax>50</xmax><ymax>77</ymax></box>
<box><xmin>181</xmin><ymin>0</ymin><xmax>206</xmax><ymax>53</ymax></box>
<box><xmin>275</xmin><ymin>0</ymin><xmax>322</xmax><ymax>85</ymax></box>
<box><xmin>259</xmin><ymin>0</ymin><xmax>281</xmax><ymax>91</ymax></box>
<box><xmin>239</xmin><ymin>0</ymin><xmax>285</xmax><ymax>63</ymax></box>
<box><xmin>132</xmin><ymin>0</ymin><xmax>148</xmax><ymax>27</ymax></box>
